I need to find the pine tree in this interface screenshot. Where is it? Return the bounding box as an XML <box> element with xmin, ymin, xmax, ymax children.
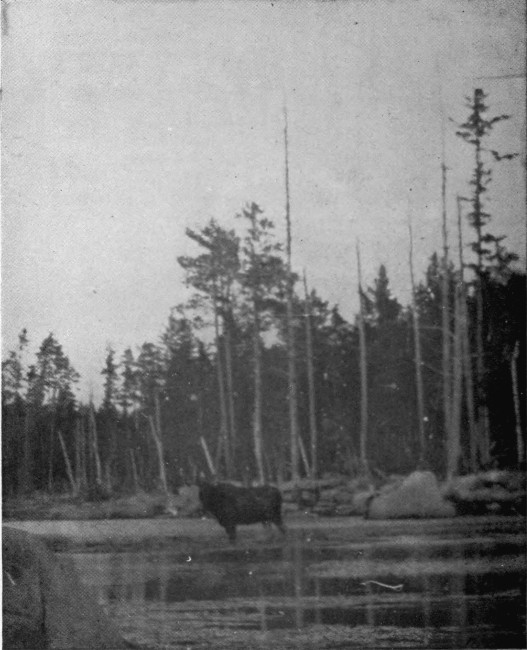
<box><xmin>454</xmin><ymin>89</ymin><xmax>518</xmax><ymax>467</ymax></box>
<box><xmin>101</xmin><ymin>347</ymin><xmax>119</xmax><ymax>412</ymax></box>
<box><xmin>238</xmin><ymin>202</ymin><xmax>288</xmax><ymax>482</ymax></box>
<box><xmin>26</xmin><ymin>333</ymin><xmax>79</xmax><ymax>491</ymax></box>
<box><xmin>178</xmin><ymin>220</ymin><xmax>240</xmax><ymax>477</ymax></box>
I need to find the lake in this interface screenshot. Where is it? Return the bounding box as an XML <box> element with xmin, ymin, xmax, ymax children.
<box><xmin>61</xmin><ymin>515</ymin><xmax>525</xmax><ymax>649</ymax></box>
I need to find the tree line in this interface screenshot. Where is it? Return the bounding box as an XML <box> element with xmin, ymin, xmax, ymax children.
<box><xmin>2</xmin><ymin>91</ymin><xmax>525</xmax><ymax>498</ymax></box>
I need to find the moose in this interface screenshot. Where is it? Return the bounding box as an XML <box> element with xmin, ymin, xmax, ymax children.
<box><xmin>198</xmin><ymin>481</ymin><xmax>286</xmax><ymax>543</ymax></box>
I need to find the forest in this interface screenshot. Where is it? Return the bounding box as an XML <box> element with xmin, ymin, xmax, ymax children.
<box><xmin>2</xmin><ymin>91</ymin><xmax>526</xmax><ymax>499</ymax></box>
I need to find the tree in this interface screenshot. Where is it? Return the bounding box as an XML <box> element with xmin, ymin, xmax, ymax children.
<box><xmin>283</xmin><ymin>107</ymin><xmax>300</xmax><ymax>481</ymax></box>
<box><xmin>1</xmin><ymin>328</ymin><xmax>28</xmax><ymax>405</ymax></box>
<box><xmin>101</xmin><ymin>347</ymin><xmax>119</xmax><ymax>412</ymax></box>
<box><xmin>178</xmin><ymin>219</ymin><xmax>240</xmax><ymax>477</ymax></box>
<box><xmin>365</xmin><ymin>264</ymin><xmax>414</xmax><ymax>473</ymax></box>
<box><xmin>238</xmin><ymin>202</ymin><xmax>288</xmax><ymax>483</ymax></box>
<box><xmin>454</xmin><ymin>89</ymin><xmax>518</xmax><ymax>467</ymax></box>
<box><xmin>136</xmin><ymin>341</ymin><xmax>166</xmax><ymax>413</ymax></box>
<box><xmin>115</xmin><ymin>347</ymin><xmax>141</xmax><ymax>489</ymax></box>
<box><xmin>454</xmin><ymin>196</ymin><xmax>477</xmax><ymax>473</ymax></box>
<box><xmin>303</xmin><ymin>273</ymin><xmax>318</xmax><ymax>479</ymax></box>
<box><xmin>117</xmin><ymin>348</ymin><xmax>140</xmax><ymax>414</ymax></box>
<box><xmin>2</xmin><ymin>329</ymin><xmax>30</xmax><ymax>493</ymax></box>
<box><xmin>367</xmin><ymin>264</ymin><xmax>401</xmax><ymax>326</ymax></box>
<box><xmin>356</xmin><ymin>241</ymin><xmax>369</xmax><ymax>475</ymax></box>
<box><xmin>408</xmin><ymin>219</ymin><xmax>426</xmax><ymax>467</ymax></box>
<box><xmin>98</xmin><ymin>346</ymin><xmax>120</xmax><ymax>489</ymax></box>
<box><xmin>26</xmin><ymin>333</ymin><xmax>79</xmax><ymax>491</ymax></box>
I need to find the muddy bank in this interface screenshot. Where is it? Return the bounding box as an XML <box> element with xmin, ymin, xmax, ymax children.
<box><xmin>3</xmin><ymin>491</ymin><xmax>177</xmax><ymax>522</ymax></box>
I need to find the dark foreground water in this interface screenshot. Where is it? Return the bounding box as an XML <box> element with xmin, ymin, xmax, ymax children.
<box><xmin>68</xmin><ymin>517</ymin><xmax>526</xmax><ymax>649</ymax></box>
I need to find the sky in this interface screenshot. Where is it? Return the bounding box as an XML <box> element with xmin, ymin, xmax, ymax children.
<box><xmin>2</xmin><ymin>0</ymin><xmax>525</xmax><ymax>402</ymax></box>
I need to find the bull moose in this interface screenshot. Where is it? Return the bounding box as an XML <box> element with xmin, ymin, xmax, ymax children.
<box><xmin>198</xmin><ymin>482</ymin><xmax>286</xmax><ymax>543</ymax></box>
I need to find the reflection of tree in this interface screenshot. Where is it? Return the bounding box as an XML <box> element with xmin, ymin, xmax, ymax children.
<box><xmin>451</xmin><ymin>545</ymin><xmax>467</xmax><ymax>648</ymax></box>
<box><xmin>293</xmin><ymin>535</ymin><xmax>304</xmax><ymax>629</ymax></box>
<box><xmin>421</xmin><ymin>572</ymin><xmax>431</xmax><ymax>645</ymax></box>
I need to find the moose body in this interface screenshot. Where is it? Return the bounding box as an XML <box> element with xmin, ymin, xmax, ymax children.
<box><xmin>199</xmin><ymin>482</ymin><xmax>286</xmax><ymax>543</ymax></box>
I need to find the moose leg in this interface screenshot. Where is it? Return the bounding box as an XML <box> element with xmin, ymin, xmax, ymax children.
<box><xmin>224</xmin><ymin>524</ymin><xmax>237</xmax><ymax>544</ymax></box>
<box><xmin>274</xmin><ymin>516</ymin><xmax>286</xmax><ymax>537</ymax></box>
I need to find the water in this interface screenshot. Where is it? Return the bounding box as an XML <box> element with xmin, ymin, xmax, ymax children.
<box><xmin>68</xmin><ymin>520</ymin><xmax>526</xmax><ymax>649</ymax></box>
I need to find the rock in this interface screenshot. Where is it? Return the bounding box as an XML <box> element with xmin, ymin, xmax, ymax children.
<box><xmin>3</xmin><ymin>526</ymin><xmax>130</xmax><ymax>649</ymax></box>
<box><xmin>443</xmin><ymin>471</ymin><xmax>526</xmax><ymax>515</ymax></box>
<box><xmin>367</xmin><ymin>471</ymin><xmax>456</xmax><ymax>519</ymax></box>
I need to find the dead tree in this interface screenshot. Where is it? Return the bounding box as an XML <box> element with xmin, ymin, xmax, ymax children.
<box><xmin>408</xmin><ymin>217</ymin><xmax>426</xmax><ymax>467</ymax></box>
<box><xmin>284</xmin><ymin>106</ymin><xmax>300</xmax><ymax>481</ymax></box>
<box><xmin>356</xmin><ymin>239</ymin><xmax>369</xmax><ymax>476</ymax></box>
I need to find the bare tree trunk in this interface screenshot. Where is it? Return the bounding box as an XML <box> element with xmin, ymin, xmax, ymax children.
<box><xmin>129</xmin><ymin>449</ymin><xmax>139</xmax><ymax>492</ymax></box>
<box><xmin>48</xmin><ymin>391</ymin><xmax>58</xmax><ymax>492</ymax></box>
<box><xmin>303</xmin><ymin>271</ymin><xmax>318</xmax><ymax>479</ymax></box>
<box><xmin>58</xmin><ymin>430</ymin><xmax>77</xmax><ymax>494</ymax></box>
<box><xmin>441</xmin><ymin>161</ymin><xmax>452</xmax><ymax>445</ymax></box>
<box><xmin>298</xmin><ymin>434</ymin><xmax>311</xmax><ymax>477</ymax></box>
<box><xmin>511</xmin><ymin>341</ymin><xmax>524</xmax><ymax>467</ymax></box>
<box><xmin>75</xmin><ymin>420</ymin><xmax>82</xmax><ymax>489</ymax></box>
<box><xmin>408</xmin><ymin>218</ymin><xmax>426</xmax><ymax>467</ymax></box>
<box><xmin>89</xmin><ymin>404</ymin><xmax>103</xmax><ymax>487</ymax></box>
<box><xmin>148</xmin><ymin>392</ymin><xmax>168</xmax><ymax>494</ymax></box>
<box><xmin>213</xmin><ymin>297</ymin><xmax>230</xmax><ymax>477</ymax></box>
<box><xmin>47</xmin><ymin>428</ymin><xmax>55</xmax><ymax>492</ymax></box>
<box><xmin>252</xmin><ymin>304</ymin><xmax>265</xmax><ymax>484</ymax></box>
<box><xmin>472</xmin><ymin>104</ymin><xmax>491</xmax><ymax>466</ymax></box>
<box><xmin>457</xmin><ymin>196</ymin><xmax>478</xmax><ymax>472</ymax></box>
<box><xmin>199</xmin><ymin>436</ymin><xmax>216</xmax><ymax>478</ymax></box>
<box><xmin>19</xmin><ymin>409</ymin><xmax>33</xmax><ymax>494</ymax></box>
<box><xmin>284</xmin><ymin>106</ymin><xmax>300</xmax><ymax>482</ymax></box>
<box><xmin>356</xmin><ymin>240</ymin><xmax>369</xmax><ymax>475</ymax></box>
<box><xmin>224</xmin><ymin>313</ymin><xmax>237</xmax><ymax>472</ymax></box>
<box><xmin>447</xmin><ymin>285</ymin><xmax>463</xmax><ymax>479</ymax></box>
<box><xmin>76</xmin><ymin>418</ymin><xmax>88</xmax><ymax>493</ymax></box>
<box><xmin>475</xmin><ymin>282</ymin><xmax>491</xmax><ymax>466</ymax></box>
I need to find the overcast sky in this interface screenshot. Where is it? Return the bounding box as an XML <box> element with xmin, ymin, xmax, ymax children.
<box><xmin>2</xmin><ymin>0</ymin><xmax>525</xmax><ymax>401</ymax></box>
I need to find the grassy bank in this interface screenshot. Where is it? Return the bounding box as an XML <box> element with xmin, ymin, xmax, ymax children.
<box><xmin>3</xmin><ymin>491</ymin><xmax>189</xmax><ymax>522</ymax></box>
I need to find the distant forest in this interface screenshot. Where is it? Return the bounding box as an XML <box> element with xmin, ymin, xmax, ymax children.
<box><xmin>2</xmin><ymin>90</ymin><xmax>525</xmax><ymax>498</ymax></box>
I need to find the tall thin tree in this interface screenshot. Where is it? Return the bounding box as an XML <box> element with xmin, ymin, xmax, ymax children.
<box><xmin>284</xmin><ymin>106</ymin><xmax>300</xmax><ymax>481</ymax></box>
<box><xmin>178</xmin><ymin>222</ymin><xmax>240</xmax><ymax>477</ymax></box>
<box><xmin>303</xmin><ymin>271</ymin><xmax>318</xmax><ymax>479</ymax></box>
<box><xmin>447</xmin><ymin>282</ymin><xmax>463</xmax><ymax>479</ymax></box>
<box><xmin>238</xmin><ymin>203</ymin><xmax>286</xmax><ymax>483</ymax></box>
<box><xmin>456</xmin><ymin>195</ymin><xmax>478</xmax><ymax>471</ymax></box>
<box><xmin>408</xmin><ymin>216</ymin><xmax>426</xmax><ymax>467</ymax></box>
<box><xmin>454</xmin><ymin>88</ymin><xmax>517</xmax><ymax>467</ymax></box>
<box><xmin>356</xmin><ymin>239</ymin><xmax>369</xmax><ymax>475</ymax></box>
<box><xmin>440</xmin><ymin>155</ymin><xmax>452</xmax><ymax>443</ymax></box>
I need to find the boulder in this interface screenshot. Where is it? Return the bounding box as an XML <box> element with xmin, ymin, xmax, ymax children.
<box><xmin>443</xmin><ymin>471</ymin><xmax>526</xmax><ymax>515</ymax></box>
<box><xmin>367</xmin><ymin>471</ymin><xmax>456</xmax><ymax>519</ymax></box>
<box><xmin>3</xmin><ymin>526</ymin><xmax>131</xmax><ymax>649</ymax></box>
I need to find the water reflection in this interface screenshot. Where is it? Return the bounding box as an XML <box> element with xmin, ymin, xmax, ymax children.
<box><xmin>71</xmin><ymin>530</ymin><xmax>525</xmax><ymax>648</ymax></box>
